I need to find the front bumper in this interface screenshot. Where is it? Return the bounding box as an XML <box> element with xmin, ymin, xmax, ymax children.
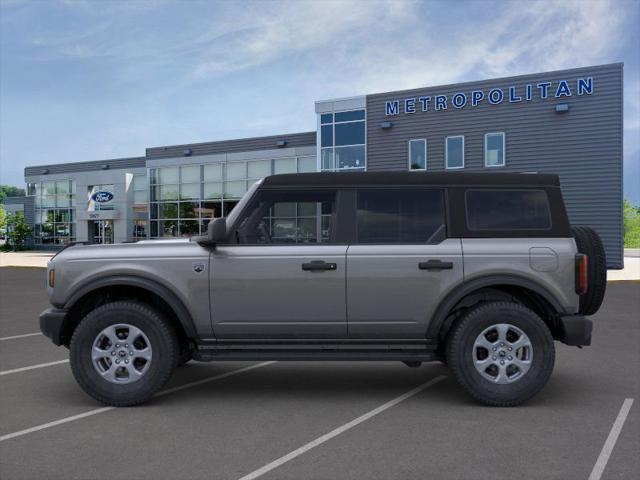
<box><xmin>558</xmin><ymin>315</ymin><xmax>593</xmax><ymax>346</ymax></box>
<box><xmin>39</xmin><ymin>307</ymin><xmax>68</xmax><ymax>346</ymax></box>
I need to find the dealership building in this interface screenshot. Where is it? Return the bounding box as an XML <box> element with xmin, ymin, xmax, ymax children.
<box><xmin>14</xmin><ymin>63</ymin><xmax>623</xmax><ymax>267</ymax></box>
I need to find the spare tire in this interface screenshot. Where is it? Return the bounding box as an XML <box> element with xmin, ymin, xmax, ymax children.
<box><xmin>571</xmin><ymin>226</ymin><xmax>607</xmax><ymax>315</ymax></box>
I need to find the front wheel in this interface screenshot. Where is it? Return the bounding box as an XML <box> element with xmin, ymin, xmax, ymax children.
<box><xmin>446</xmin><ymin>302</ymin><xmax>555</xmax><ymax>407</ymax></box>
<box><xmin>70</xmin><ymin>301</ymin><xmax>179</xmax><ymax>406</ymax></box>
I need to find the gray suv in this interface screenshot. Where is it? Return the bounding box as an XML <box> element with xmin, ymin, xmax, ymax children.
<box><xmin>39</xmin><ymin>172</ymin><xmax>606</xmax><ymax>407</ymax></box>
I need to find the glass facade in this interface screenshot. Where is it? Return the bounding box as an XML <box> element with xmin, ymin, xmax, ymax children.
<box><xmin>131</xmin><ymin>174</ymin><xmax>148</xmax><ymax>239</ymax></box>
<box><xmin>149</xmin><ymin>156</ymin><xmax>315</xmax><ymax>238</ymax></box>
<box><xmin>320</xmin><ymin>110</ymin><xmax>366</xmax><ymax>171</ymax></box>
<box><xmin>33</xmin><ymin>180</ymin><xmax>76</xmax><ymax>245</ymax></box>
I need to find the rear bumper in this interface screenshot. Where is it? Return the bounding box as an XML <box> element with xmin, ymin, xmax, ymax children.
<box><xmin>558</xmin><ymin>315</ymin><xmax>593</xmax><ymax>346</ymax></box>
<box><xmin>39</xmin><ymin>307</ymin><xmax>68</xmax><ymax>346</ymax></box>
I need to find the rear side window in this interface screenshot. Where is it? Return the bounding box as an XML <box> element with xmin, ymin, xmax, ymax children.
<box><xmin>356</xmin><ymin>189</ymin><xmax>446</xmax><ymax>243</ymax></box>
<box><xmin>465</xmin><ymin>189</ymin><xmax>551</xmax><ymax>230</ymax></box>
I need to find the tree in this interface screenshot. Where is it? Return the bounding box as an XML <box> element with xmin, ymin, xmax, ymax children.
<box><xmin>6</xmin><ymin>211</ymin><xmax>32</xmax><ymax>250</ymax></box>
<box><xmin>0</xmin><ymin>205</ymin><xmax>6</xmax><ymax>231</ymax></box>
<box><xmin>623</xmin><ymin>199</ymin><xmax>640</xmax><ymax>248</ymax></box>
<box><xmin>0</xmin><ymin>185</ymin><xmax>26</xmax><ymax>204</ymax></box>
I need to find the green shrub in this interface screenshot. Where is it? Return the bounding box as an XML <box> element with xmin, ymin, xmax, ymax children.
<box><xmin>623</xmin><ymin>199</ymin><xmax>640</xmax><ymax>248</ymax></box>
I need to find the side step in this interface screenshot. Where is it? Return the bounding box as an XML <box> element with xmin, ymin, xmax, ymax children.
<box><xmin>193</xmin><ymin>347</ymin><xmax>438</xmax><ymax>362</ymax></box>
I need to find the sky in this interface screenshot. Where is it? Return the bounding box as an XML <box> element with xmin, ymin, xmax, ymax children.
<box><xmin>1</xmin><ymin>0</ymin><xmax>639</xmax><ymax>202</ymax></box>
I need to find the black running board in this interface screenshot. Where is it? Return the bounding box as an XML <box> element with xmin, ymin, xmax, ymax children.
<box><xmin>193</xmin><ymin>349</ymin><xmax>438</xmax><ymax>362</ymax></box>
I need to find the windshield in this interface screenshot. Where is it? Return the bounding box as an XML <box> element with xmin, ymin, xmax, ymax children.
<box><xmin>225</xmin><ymin>178</ymin><xmax>263</xmax><ymax>229</ymax></box>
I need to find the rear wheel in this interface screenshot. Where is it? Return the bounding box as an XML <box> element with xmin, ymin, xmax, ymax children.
<box><xmin>446</xmin><ymin>302</ymin><xmax>555</xmax><ymax>407</ymax></box>
<box><xmin>572</xmin><ymin>226</ymin><xmax>607</xmax><ymax>315</ymax></box>
<box><xmin>70</xmin><ymin>301</ymin><xmax>178</xmax><ymax>406</ymax></box>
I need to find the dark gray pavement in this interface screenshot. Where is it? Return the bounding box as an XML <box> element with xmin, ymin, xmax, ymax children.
<box><xmin>0</xmin><ymin>267</ymin><xmax>637</xmax><ymax>480</ymax></box>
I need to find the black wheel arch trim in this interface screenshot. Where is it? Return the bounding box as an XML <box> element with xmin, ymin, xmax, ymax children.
<box><xmin>62</xmin><ymin>275</ymin><xmax>198</xmax><ymax>339</ymax></box>
<box><xmin>426</xmin><ymin>274</ymin><xmax>567</xmax><ymax>341</ymax></box>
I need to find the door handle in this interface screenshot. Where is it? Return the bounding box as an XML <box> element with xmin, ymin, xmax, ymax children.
<box><xmin>302</xmin><ymin>260</ymin><xmax>337</xmax><ymax>272</ymax></box>
<box><xmin>419</xmin><ymin>260</ymin><xmax>454</xmax><ymax>271</ymax></box>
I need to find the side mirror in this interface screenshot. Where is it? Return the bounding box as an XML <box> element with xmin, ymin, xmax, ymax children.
<box><xmin>208</xmin><ymin>217</ymin><xmax>227</xmax><ymax>243</ymax></box>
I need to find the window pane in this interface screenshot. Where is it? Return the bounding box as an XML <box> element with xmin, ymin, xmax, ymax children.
<box><xmin>237</xmin><ymin>190</ymin><xmax>336</xmax><ymax>244</ymax></box>
<box><xmin>320</xmin><ymin>113</ymin><xmax>333</xmax><ymax>124</ymax></box>
<box><xmin>321</xmin><ymin>148</ymin><xmax>334</xmax><ymax>171</ymax></box>
<box><xmin>43</xmin><ymin>182</ymin><xmax>56</xmax><ymax>195</ymax></box>
<box><xmin>158</xmin><ymin>202</ymin><xmax>178</xmax><ymax>219</ymax></box>
<box><xmin>446</xmin><ymin>137</ymin><xmax>464</xmax><ymax>169</ymax></box>
<box><xmin>179</xmin><ymin>220</ymin><xmax>200</xmax><ymax>236</ymax></box>
<box><xmin>298</xmin><ymin>156</ymin><xmax>316</xmax><ymax>173</ymax></box>
<box><xmin>224</xmin><ymin>180</ymin><xmax>246</xmax><ymax>198</ymax></box>
<box><xmin>133</xmin><ymin>221</ymin><xmax>147</xmax><ymax>238</ymax></box>
<box><xmin>223</xmin><ymin>200</ymin><xmax>238</xmax><ymax>216</ymax></box>
<box><xmin>335</xmin><ymin>110</ymin><xmax>365</xmax><ymax>122</ymax></box>
<box><xmin>55</xmin><ymin>181</ymin><xmax>69</xmax><ymax>195</ymax></box>
<box><xmin>204</xmin><ymin>164</ymin><xmax>223</xmax><ymax>181</ymax></box>
<box><xmin>409</xmin><ymin>139</ymin><xmax>426</xmax><ymax>170</ymax></box>
<box><xmin>204</xmin><ymin>182</ymin><xmax>223</xmax><ymax>199</ymax></box>
<box><xmin>321</xmin><ymin>124</ymin><xmax>333</xmax><ymax>147</ymax></box>
<box><xmin>226</xmin><ymin>162</ymin><xmax>246</xmax><ymax>180</ymax></box>
<box><xmin>200</xmin><ymin>201</ymin><xmax>222</xmax><ymax>219</ymax></box>
<box><xmin>357</xmin><ymin>189</ymin><xmax>445</xmax><ymax>243</ymax></box>
<box><xmin>335</xmin><ymin>145</ymin><xmax>365</xmax><ymax>169</ymax></box>
<box><xmin>134</xmin><ymin>190</ymin><xmax>147</xmax><ymax>203</ymax></box>
<box><xmin>248</xmin><ymin>160</ymin><xmax>271</xmax><ymax>179</ymax></box>
<box><xmin>485</xmin><ymin>133</ymin><xmax>505</xmax><ymax>166</ymax></box>
<box><xmin>274</xmin><ymin>157</ymin><xmax>296</xmax><ymax>174</ymax></box>
<box><xmin>160</xmin><ymin>184</ymin><xmax>179</xmax><ymax>200</ymax></box>
<box><xmin>150</xmin><ymin>169</ymin><xmax>158</xmax><ymax>185</ymax></box>
<box><xmin>334</xmin><ymin>121</ymin><xmax>365</xmax><ymax>146</ymax></box>
<box><xmin>159</xmin><ymin>220</ymin><xmax>178</xmax><ymax>237</ymax></box>
<box><xmin>181</xmin><ymin>165</ymin><xmax>201</xmax><ymax>183</ymax></box>
<box><xmin>158</xmin><ymin>167</ymin><xmax>179</xmax><ymax>184</ymax></box>
<box><xmin>133</xmin><ymin>175</ymin><xmax>147</xmax><ymax>191</ymax></box>
<box><xmin>180</xmin><ymin>183</ymin><xmax>200</xmax><ymax>200</ymax></box>
<box><xmin>180</xmin><ymin>202</ymin><xmax>199</xmax><ymax>218</ymax></box>
<box><xmin>466</xmin><ymin>190</ymin><xmax>551</xmax><ymax>230</ymax></box>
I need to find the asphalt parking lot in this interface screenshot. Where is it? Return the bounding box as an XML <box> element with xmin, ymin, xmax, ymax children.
<box><xmin>0</xmin><ymin>267</ymin><xmax>638</xmax><ymax>480</ymax></box>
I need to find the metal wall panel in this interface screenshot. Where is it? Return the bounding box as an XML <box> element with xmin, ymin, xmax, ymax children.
<box><xmin>24</xmin><ymin>157</ymin><xmax>145</xmax><ymax>177</ymax></box>
<box><xmin>365</xmin><ymin>63</ymin><xmax>623</xmax><ymax>268</ymax></box>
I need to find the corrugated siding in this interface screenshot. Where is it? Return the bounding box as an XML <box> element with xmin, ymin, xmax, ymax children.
<box><xmin>4</xmin><ymin>196</ymin><xmax>35</xmax><ymax>246</ymax></box>
<box><xmin>366</xmin><ymin>64</ymin><xmax>623</xmax><ymax>268</ymax></box>
<box><xmin>24</xmin><ymin>157</ymin><xmax>145</xmax><ymax>176</ymax></box>
<box><xmin>146</xmin><ymin>132</ymin><xmax>317</xmax><ymax>159</ymax></box>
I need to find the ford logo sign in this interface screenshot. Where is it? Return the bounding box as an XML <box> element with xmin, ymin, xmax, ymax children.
<box><xmin>91</xmin><ymin>191</ymin><xmax>114</xmax><ymax>203</ymax></box>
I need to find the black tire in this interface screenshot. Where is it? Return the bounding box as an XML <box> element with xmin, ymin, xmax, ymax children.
<box><xmin>70</xmin><ymin>301</ymin><xmax>179</xmax><ymax>407</ymax></box>
<box><xmin>572</xmin><ymin>226</ymin><xmax>607</xmax><ymax>315</ymax></box>
<box><xmin>446</xmin><ymin>302</ymin><xmax>555</xmax><ymax>407</ymax></box>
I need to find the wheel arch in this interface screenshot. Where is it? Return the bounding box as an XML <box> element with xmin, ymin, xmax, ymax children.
<box><xmin>59</xmin><ymin>275</ymin><xmax>197</xmax><ymax>347</ymax></box>
<box><xmin>427</xmin><ymin>274</ymin><xmax>566</xmax><ymax>343</ymax></box>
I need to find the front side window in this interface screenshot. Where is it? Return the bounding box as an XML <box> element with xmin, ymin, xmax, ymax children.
<box><xmin>320</xmin><ymin>110</ymin><xmax>366</xmax><ymax>171</ymax></box>
<box><xmin>409</xmin><ymin>139</ymin><xmax>427</xmax><ymax>170</ymax></box>
<box><xmin>446</xmin><ymin>136</ymin><xmax>464</xmax><ymax>169</ymax></box>
<box><xmin>235</xmin><ymin>190</ymin><xmax>336</xmax><ymax>245</ymax></box>
<box><xmin>466</xmin><ymin>189</ymin><xmax>551</xmax><ymax>230</ymax></box>
<box><xmin>485</xmin><ymin>132</ymin><xmax>505</xmax><ymax>167</ymax></box>
<box><xmin>356</xmin><ymin>189</ymin><xmax>446</xmax><ymax>243</ymax></box>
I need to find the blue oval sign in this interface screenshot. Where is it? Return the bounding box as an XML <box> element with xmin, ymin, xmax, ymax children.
<box><xmin>91</xmin><ymin>191</ymin><xmax>114</xmax><ymax>203</ymax></box>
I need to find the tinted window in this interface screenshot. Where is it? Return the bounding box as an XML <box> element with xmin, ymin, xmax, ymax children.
<box><xmin>236</xmin><ymin>190</ymin><xmax>336</xmax><ymax>244</ymax></box>
<box><xmin>446</xmin><ymin>136</ymin><xmax>464</xmax><ymax>169</ymax></box>
<box><xmin>335</xmin><ymin>122</ymin><xmax>365</xmax><ymax>146</ymax></box>
<box><xmin>466</xmin><ymin>189</ymin><xmax>551</xmax><ymax>230</ymax></box>
<box><xmin>335</xmin><ymin>110</ymin><xmax>365</xmax><ymax>122</ymax></box>
<box><xmin>357</xmin><ymin>189</ymin><xmax>446</xmax><ymax>243</ymax></box>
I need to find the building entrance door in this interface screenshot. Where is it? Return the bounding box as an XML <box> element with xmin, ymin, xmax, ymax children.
<box><xmin>90</xmin><ymin>220</ymin><xmax>114</xmax><ymax>244</ymax></box>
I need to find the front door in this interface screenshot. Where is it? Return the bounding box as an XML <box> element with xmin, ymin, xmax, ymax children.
<box><xmin>90</xmin><ymin>220</ymin><xmax>114</xmax><ymax>244</ymax></box>
<box><xmin>210</xmin><ymin>188</ymin><xmax>347</xmax><ymax>339</ymax></box>
<box><xmin>346</xmin><ymin>188</ymin><xmax>463</xmax><ymax>338</ymax></box>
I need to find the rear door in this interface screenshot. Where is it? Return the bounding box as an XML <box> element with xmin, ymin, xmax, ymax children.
<box><xmin>346</xmin><ymin>188</ymin><xmax>463</xmax><ymax>338</ymax></box>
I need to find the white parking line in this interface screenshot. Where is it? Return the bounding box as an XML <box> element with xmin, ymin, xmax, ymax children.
<box><xmin>0</xmin><ymin>332</ymin><xmax>41</xmax><ymax>341</ymax></box>
<box><xmin>0</xmin><ymin>361</ymin><xmax>275</xmax><ymax>442</ymax></box>
<box><xmin>237</xmin><ymin>375</ymin><xmax>447</xmax><ymax>480</ymax></box>
<box><xmin>0</xmin><ymin>359</ymin><xmax>69</xmax><ymax>376</ymax></box>
<box><xmin>588</xmin><ymin>398</ymin><xmax>635</xmax><ymax>480</ymax></box>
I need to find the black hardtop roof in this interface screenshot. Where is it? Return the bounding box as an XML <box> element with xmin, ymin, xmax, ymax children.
<box><xmin>261</xmin><ymin>171</ymin><xmax>560</xmax><ymax>188</ymax></box>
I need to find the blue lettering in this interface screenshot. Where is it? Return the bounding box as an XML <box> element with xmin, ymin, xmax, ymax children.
<box><xmin>537</xmin><ymin>82</ymin><xmax>551</xmax><ymax>99</ymax></box>
<box><xmin>555</xmin><ymin>80</ymin><xmax>572</xmax><ymax>97</ymax></box>
<box><xmin>452</xmin><ymin>92</ymin><xmax>467</xmax><ymax>108</ymax></box>
<box><xmin>405</xmin><ymin>98</ymin><xmax>416</xmax><ymax>113</ymax></box>
<box><xmin>488</xmin><ymin>88</ymin><xmax>504</xmax><ymax>104</ymax></box>
<box><xmin>418</xmin><ymin>96</ymin><xmax>431</xmax><ymax>111</ymax></box>
<box><xmin>509</xmin><ymin>86</ymin><xmax>521</xmax><ymax>102</ymax></box>
<box><xmin>471</xmin><ymin>90</ymin><xmax>484</xmax><ymax>106</ymax></box>
<box><xmin>435</xmin><ymin>95</ymin><xmax>447</xmax><ymax>111</ymax></box>
<box><xmin>525</xmin><ymin>84</ymin><xmax>533</xmax><ymax>101</ymax></box>
<box><xmin>577</xmin><ymin>77</ymin><xmax>593</xmax><ymax>95</ymax></box>
<box><xmin>385</xmin><ymin>100</ymin><xmax>399</xmax><ymax>116</ymax></box>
